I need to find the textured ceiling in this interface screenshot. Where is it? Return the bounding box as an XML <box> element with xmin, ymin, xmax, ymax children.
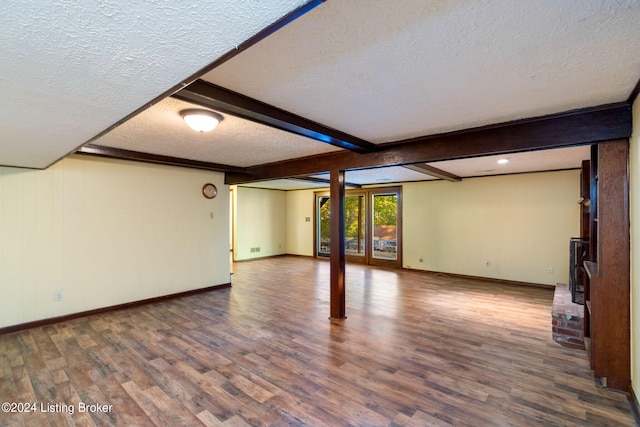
<box><xmin>0</xmin><ymin>0</ymin><xmax>310</xmax><ymax>168</ymax></box>
<box><xmin>238</xmin><ymin>179</ymin><xmax>329</xmax><ymax>191</ymax></box>
<box><xmin>309</xmin><ymin>167</ymin><xmax>438</xmax><ymax>186</ymax></box>
<box><xmin>93</xmin><ymin>97</ymin><xmax>341</xmax><ymax>167</ymax></box>
<box><xmin>3</xmin><ymin>0</ymin><xmax>638</xmax><ymax>182</ymax></box>
<box><xmin>428</xmin><ymin>146</ymin><xmax>591</xmax><ymax>178</ymax></box>
<box><xmin>203</xmin><ymin>0</ymin><xmax>640</xmax><ymax>143</ymax></box>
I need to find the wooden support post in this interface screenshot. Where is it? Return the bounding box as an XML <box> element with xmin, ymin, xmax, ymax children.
<box><xmin>330</xmin><ymin>169</ymin><xmax>346</xmax><ymax>319</ymax></box>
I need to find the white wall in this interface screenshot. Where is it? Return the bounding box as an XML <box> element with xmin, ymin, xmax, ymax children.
<box><xmin>0</xmin><ymin>155</ymin><xmax>230</xmax><ymax>328</ymax></box>
<box><xmin>630</xmin><ymin>96</ymin><xmax>640</xmax><ymax>394</ymax></box>
<box><xmin>402</xmin><ymin>170</ymin><xmax>580</xmax><ymax>285</ymax></box>
<box><xmin>285</xmin><ymin>189</ymin><xmax>315</xmax><ymax>256</ymax></box>
<box><xmin>234</xmin><ymin>187</ymin><xmax>287</xmax><ymax>260</ymax></box>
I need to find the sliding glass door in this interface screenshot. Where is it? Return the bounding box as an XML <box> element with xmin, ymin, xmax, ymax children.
<box><xmin>315</xmin><ymin>187</ymin><xmax>401</xmax><ymax>268</ymax></box>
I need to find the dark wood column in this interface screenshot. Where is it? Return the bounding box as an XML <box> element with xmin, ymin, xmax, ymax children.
<box><xmin>583</xmin><ymin>139</ymin><xmax>630</xmax><ymax>392</ymax></box>
<box><xmin>330</xmin><ymin>169</ymin><xmax>346</xmax><ymax>319</ymax></box>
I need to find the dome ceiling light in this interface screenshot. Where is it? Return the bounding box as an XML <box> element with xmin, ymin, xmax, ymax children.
<box><xmin>180</xmin><ymin>109</ymin><xmax>224</xmax><ymax>132</ymax></box>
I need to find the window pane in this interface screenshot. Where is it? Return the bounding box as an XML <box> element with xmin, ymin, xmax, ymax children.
<box><xmin>318</xmin><ymin>196</ymin><xmax>331</xmax><ymax>255</ymax></box>
<box><xmin>372</xmin><ymin>194</ymin><xmax>397</xmax><ymax>260</ymax></box>
<box><xmin>345</xmin><ymin>195</ymin><xmax>365</xmax><ymax>256</ymax></box>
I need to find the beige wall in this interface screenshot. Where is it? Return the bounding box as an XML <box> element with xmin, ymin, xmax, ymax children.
<box><xmin>630</xmin><ymin>96</ymin><xmax>640</xmax><ymax>393</ymax></box>
<box><xmin>280</xmin><ymin>171</ymin><xmax>579</xmax><ymax>286</ymax></box>
<box><xmin>402</xmin><ymin>170</ymin><xmax>580</xmax><ymax>285</ymax></box>
<box><xmin>0</xmin><ymin>155</ymin><xmax>230</xmax><ymax>328</ymax></box>
<box><xmin>234</xmin><ymin>187</ymin><xmax>287</xmax><ymax>261</ymax></box>
<box><xmin>285</xmin><ymin>189</ymin><xmax>315</xmax><ymax>256</ymax></box>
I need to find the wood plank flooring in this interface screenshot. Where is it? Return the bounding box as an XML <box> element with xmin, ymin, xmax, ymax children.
<box><xmin>0</xmin><ymin>256</ymin><xmax>634</xmax><ymax>426</ymax></box>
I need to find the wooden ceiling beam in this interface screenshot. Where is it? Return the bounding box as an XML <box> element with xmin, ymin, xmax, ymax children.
<box><xmin>225</xmin><ymin>102</ymin><xmax>631</xmax><ymax>184</ymax></box>
<box><xmin>403</xmin><ymin>163</ymin><xmax>461</xmax><ymax>182</ymax></box>
<box><xmin>77</xmin><ymin>144</ymin><xmax>246</xmax><ymax>173</ymax></box>
<box><xmin>173</xmin><ymin>80</ymin><xmax>378</xmax><ymax>154</ymax></box>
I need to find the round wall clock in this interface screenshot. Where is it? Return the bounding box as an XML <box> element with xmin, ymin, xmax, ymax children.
<box><xmin>202</xmin><ymin>183</ymin><xmax>217</xmax><ymax>199</ymax></box>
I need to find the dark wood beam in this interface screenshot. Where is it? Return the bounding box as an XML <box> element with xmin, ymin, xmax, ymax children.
<box><xmin>77</xmin><ymin>144</ymin><xmax>246</xmax><ymax>173</ymax></box>
<box><xmin>404</xmin><ymin>163</ymin><xmax>461</xmax><ymax>182</ymax></box>
<box><xmin>226</xmin><ymin>102</ymin><xmax>631</xmax><ymax>184</ymax></box>
<box><xmin>291</xmin><ymin>176</ymin><xmax>362</xmax><ymax>188</ymax></box>
<box><xmin>173</xmin><ymin>80</ymin><xmax>378</xmax><ymax>154</ymax></box>
<box><xmin>329</xmin><ymin>170</ymin><xmax>346</xmax><ymax>320</ymax></box>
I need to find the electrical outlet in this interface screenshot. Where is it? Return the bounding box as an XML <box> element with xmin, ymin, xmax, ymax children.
<box><xmin>548</xmin><ymin>267</ymin><xmax>554</xmax><ymax>275</ymax></box>
<box><xmin>54</xmin><ymin>290</ymin><xmax>63</xmax><ymax>302</ymax></box>
<box><xmin>485</xmin><ymin>260</ymin><xmax>490</xmax><ymax>267</ymax></box>
<box><xmin>210</xmin><ymin>212</ymin><xmax>214</xmax><ymax>219</ymax></box>
<box><xmin>419</xmin><ymin>257</ymin><xmax>424</xmax><ymax>263</ymax></box>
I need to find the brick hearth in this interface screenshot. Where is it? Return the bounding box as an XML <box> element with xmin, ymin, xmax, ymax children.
<box><xmin>552</xmin><ymin>283</ymin><xmax>585</xmax><ymax>349</ymax></box>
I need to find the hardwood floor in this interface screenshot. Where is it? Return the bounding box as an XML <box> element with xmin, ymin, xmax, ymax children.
<box><xmin>0</xmin><ymin>256</ymin><xmax>634</xmax><ymax>426</ymax></box>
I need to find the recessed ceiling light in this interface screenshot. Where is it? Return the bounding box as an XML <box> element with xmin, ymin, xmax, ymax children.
<box><xmin>497</xmin><ymin>159</ymin><xmax>509</xmax><ymax>164</ymax></box>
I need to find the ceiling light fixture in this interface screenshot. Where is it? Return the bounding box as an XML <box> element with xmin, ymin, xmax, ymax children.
<box><xmin>497</xmin><ymin>158</ymin><xmax>509</xmax><ymax>164</ymax></box>
<box><xmin>180</xmin><ymin>109</ymin><xmax>223</xmax><ymax>132</ymax></box>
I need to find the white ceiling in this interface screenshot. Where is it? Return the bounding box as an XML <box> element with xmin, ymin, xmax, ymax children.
<box><xmin>93</xmin><ymin>97</ymin><xmax>341</xmax><ymax>167</ymax></box>
<box><xmin>0</xmin><ymin>0</ymin><xmax>309</xmax><ymax>169</ymax></box>
<box><xmin>2</xmin><ymin>1</ymin><xmax>639</xmax><ymax>187</ymax></box>
<box><xmin>427</xmin><ymin>146</ymin><xmax>592</xmax><ymax>178</ymax></box>
<box><xmin>203</xmin><ymin>0</ymin><xmax>640</xmax><ymax>143</ymax></box>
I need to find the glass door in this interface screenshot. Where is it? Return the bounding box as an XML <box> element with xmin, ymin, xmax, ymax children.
<box><xmin>315</xmin><ymin>186</ymin><xmax>401</xmax><ymax>268</ymax></box>
<box><xmin>369</xmin><ymin>191</ymin><xmax>400</xmax><ymax>267</ymax></box>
